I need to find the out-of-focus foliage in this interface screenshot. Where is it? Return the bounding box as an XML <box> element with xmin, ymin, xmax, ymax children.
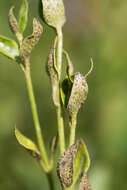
<box><xmin>0</xmin><ymin>0</ymin><xmax>127</xmax><ymax>189</ymax></box>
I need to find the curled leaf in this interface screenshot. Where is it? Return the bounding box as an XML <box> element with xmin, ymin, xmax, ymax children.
<box><xmin>15</xmin><ymin>128</ymin><xmax>40</xmax><ymax>159</ymax></box>
<box><xmin>20</xmin><ymin>18</ymin><xmax>43</xmax><ymax>59</ymax></box>
<box><xmin>9</xmin><ymin>7</ymin><xmax>19</xmax><ymax>34</ymax></box>
<box><xmin>61</xmin><ymin>72</ymin><xmax>88</xmax><ymax>117</ymax></box>
<box><xmin>18</xmin><ymin>0</ymin><xmax>28</xmax><ymax>33</ymax></box>
<box><xmin>79</xmin><ymin>173</ymin><xmax>91</xmax><ymax>190</ymax></box>
<box><xmin>67</xmin><ymin>72</ymin><xmax>88</xmax><ymax>118</ymax></box>
<box><xmin>0</xmin><ymin>35</ymin><xmax>19</xmax><ymax>60</ymax></box>
<box><xmin>41</xmin><ymin>0</ymin><xmax>66</xmax><ymax>29</ymax></box>
<box><xmin>46</xmin><ymin>40</ymin><xmax>59</xmax><ymax>106</ymax></box>
<box><xmin>57</xmin><ymin>140</ymin><xmax>90</xmax><ymax>188</ymax></box>
<box><xmin>63</xmin><ymin>50</ymin><xmax>74</xmax><ymax>77</ymax></box>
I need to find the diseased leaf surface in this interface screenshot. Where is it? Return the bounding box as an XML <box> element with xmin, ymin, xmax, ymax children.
<box><xmin>41</xmin><ymin>0</ymin><xmax>66</xmax><ymax>29</ymax></box>
<box><xmin>57</xmin><ymin>140</ymin><xmax>90</xmax><ymax>188</ymax></box>
<box><xmin>67</xmin><ymin>72</ymin><xmax>88</xmax><ymax>117</ymax></box>
<box><xmin>20</xmin><ymin>18</ymin><xmax>43</xmax><ymax>59</ymax></box>
<box><xmin>9</xmin><ymin>7</ymin><xmax>19</xmax><ymax>34</ymax></box>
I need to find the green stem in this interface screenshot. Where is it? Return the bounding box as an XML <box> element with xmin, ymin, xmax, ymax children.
<box><xmin>57</xmin><ymin>27</ymin><xmax>63</xmax><ymax>78</ymax></box>
<box><xmin>64</xmin><ymin>185</ymin><xmax>75</xmax><ymax>190</ymax></box>
<box><xmin>24</xmin><ymin>64</ymin><xmax>50</xmax><ymax>171</ymax></box>
<box><xmin>69</xmin><ymin>116</ymin><xmax>77</xmax><ymax>146</ymax></box>
<box><xmin>56</xmin><ymin>27</ymin><xmax>65</xmax><ymax>154</ymax></box>
<box><xmin>46</xmin><ymin>172</ymin><xmax>55</xmax><ymax>190</ymax></box>
<box><xmin>56</xmin><ymin>102</ymin><xmax>65</xmax><ymax>154</ymax></box>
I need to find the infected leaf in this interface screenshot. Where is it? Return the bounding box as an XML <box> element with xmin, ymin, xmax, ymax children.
<box><xmin>41</xmin><ymin>0</ymin><xmax>66</xmax><ymax>29</ymax></box>
<box><xmin>57</xmin><ymin>143</ymin><xmax>77</xmax><ymax>188</ymax></box>
<box><xmin>20</xmin><ymin>18</ymin><xmax>43</xmax><ymax>59</ymax></box>
<box><xmin>8</xmin><ymin>7</ymin><xmax>19</xmax><ymax>34</ymax></box>
<box><xmin>67</xmin><ymin>72</ymin><xmax>88</xmax><ymax>118</ymax></box>
<box><xmin>57</xmin><ymin>140</ymin><xmax>90</xmax><ymax>188</ymax></box>
<box><xmin>0</xmin><ymin>35</ymin><xmax>19</xmax><ymax>60</ymax></box>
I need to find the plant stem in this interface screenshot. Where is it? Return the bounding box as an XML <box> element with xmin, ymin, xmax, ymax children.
<box><xmin>56</xmin><ymin>103</ymin><xmax>65</xmax><ymax>154</ymax></box>
<box><xmin>56</xmin><ymin>27</ymin><xmax>65</xmax><ymax>154</ymax></box>
<box><xmin>64</xmin><ymin>185</ymin><xmax>75</xmax><ymax>190</ymax></box>
<box><xmin>24</xmin><ymin>63</ymin><xmax>50</xmax><ymax>171</ymax></box>
<box><xmin>46</xmin><ymin>172</ymin><xmax>55</xmax><ymax>190</ymax></box>
<box><xmin>69</xmin><ymin>116</ymin><xmax>77</xmax><ymax>146</ymax></box>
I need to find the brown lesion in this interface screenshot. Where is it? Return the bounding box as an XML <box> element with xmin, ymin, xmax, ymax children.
<box><xmin>79</xmin><ymin>172</ymin><xmax>91</xmax><ymax>190</ymax></box>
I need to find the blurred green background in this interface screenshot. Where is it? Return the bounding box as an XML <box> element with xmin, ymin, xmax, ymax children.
<box><xmin>0</xmin><ymin>0</ymin><xmax>127</xmax><ymax>189</ymax></box>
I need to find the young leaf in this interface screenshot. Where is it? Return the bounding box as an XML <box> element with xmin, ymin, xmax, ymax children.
<box><xmin>0</xmin><ymin>35</ymin><xmax>19</xmax><ymax>60</ymax></box>
<box><xmin>41</xmin><ymin>0</ymin><xmax>66</xmax><ymax>29</ymax></box>
<box><xmin>57</xmin><ymin>140</ymin><xmax>90</xmax><ymax>188</ymax></box>
<box><xmin>9</xmin><ymin>7</ymin><xmax>19</xmax><ymax>34</ymax></box>
<box><xmin>15</xmin><ymin>128</ymin><xmax>40</xmax><ymax>159</ymax></box>
<box><xmin>20</xmin><ymin>18</ymin><xmax>43</xmax><ymax>59</ymax></box>
<box><xmin>18</xmin><ymin>0</ymin><xmax>28</xmax><ymax>33</ymax></box>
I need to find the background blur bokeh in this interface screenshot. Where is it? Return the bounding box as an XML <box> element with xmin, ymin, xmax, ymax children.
<box><xmin>0</xmin><ymin>0</ymin><xmax>127</xmax><ymax>189</ymax></box>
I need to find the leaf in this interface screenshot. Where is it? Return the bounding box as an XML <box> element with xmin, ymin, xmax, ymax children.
<box><xmin>8</xmin><ymin>7</ymin><xmax>19</xmax><ymax>34</ymax></box>
<box><xmin>41</xmin><ymin>0</ymin><xmax>66</xmax><ymax>29</ymax></box>
<box><xmin>15</xmin><ymin>128</ymin><xmax>40</xmax><ymax>159</ymax></box>
<box><xmin>67</xmin><ymin>72</ymin><xmax>88</xmax><ymax>118</ymax></box>
<box><xmin>0</xmin><ymin>35</ymin><xmax>19</xmax><ymax>60</ymax></box>
<box><xmin>46</xmin><ymin>39</ymin><xmax>59</xmax><ymax>106</ymax></box>
<box><xmin>73</xmin><ymin>140</ymin><xmax>90</xmax><ymax>186</ymax></box>
<box><xmin>18</xmin><ymin>0</ymin><xmax>28</xmax><ymax>33</ymax></box>
<box><xmin>63</xmin><ymin>50</ymin><xmax>74</xmax><ymax>77</ymax></box>
<box><xmin>61</xmin><ymin>72</ymin><xmax>88</xmax><ymax>118</ymax></box>
<box><xmin>20</xmin><ymin>18</ymin><xmax>43</xmax><ymax>59</ymax></box>
<box><xmin>57</xmin><ymin>143</ymin><xmax>77</xmax><ymax>188</ymax></box>
<box><xmin>57</xmin><ymin>140</ymin><xmax>90</xmax><ymax>188</ymax></box>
